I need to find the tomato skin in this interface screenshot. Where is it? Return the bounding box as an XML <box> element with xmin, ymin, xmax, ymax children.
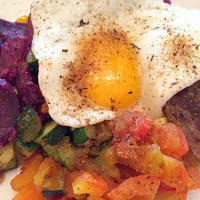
<box><xmin>72</xmin><ymin>171</ymin><xmax>108</xmax><ymax>197</ymax></box>
<box><xmin>152</xmin><ymin>124</ymin><xmax>189</xmax><ymax>159</ymax></box>
<box><xmin>11</xmin><ymin>154</ymin><xmax>44</xmax><ymax>192</ymax></box>
<box><xmin>107</xmin><ymin>111</ymin><xmax>153</xmax><ymax>142</ymax></box>
<box><xmin>108</xmin><ymin>175</ymin><xmax>160</xmax><ymax>200</ymax></box>
<box><xmin>12</xmin><ymin>182</ymin><xmax>44</xmax><ymax>200</ymax></box>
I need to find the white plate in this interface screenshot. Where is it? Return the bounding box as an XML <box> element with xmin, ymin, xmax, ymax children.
<box><xmin>0</xmin><ymin>0</ymin><xmax>200</xmax><ymax>199</ymax></box>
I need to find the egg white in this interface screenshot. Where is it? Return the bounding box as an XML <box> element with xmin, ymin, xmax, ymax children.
<box><xmin>31</xmin><ymin>0</ymin><xmax>200</xmax><ymax>127</ymax></box>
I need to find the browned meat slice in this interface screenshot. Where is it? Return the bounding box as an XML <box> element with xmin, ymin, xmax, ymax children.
<box><xmin>163</xmin><ymin>80</ymin><xmax>200</xmax><ymax>160</ymax></box>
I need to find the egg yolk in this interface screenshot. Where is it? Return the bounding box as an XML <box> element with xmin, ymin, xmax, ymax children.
<box><xmin>76</xmin><ymin>31</ymin><xmax>140</xmax><ymax>109</ymax></box>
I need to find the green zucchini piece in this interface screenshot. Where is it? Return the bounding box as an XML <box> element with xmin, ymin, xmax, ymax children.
<box><xmin>0</xmin><ymin>143</ymin><xmax>17</xmax><ymax>171</ymax></box>
<box><xmin>35</xmin><ymin>121</ymin><xmax>69</xmax><ymax>145</ymax></box>
<box><xmin>56</xmin><ymin>137</ymin><xmax>77</xmax><ymax>170</ymax></box>
<box><xmin>26</xmin><ymin>51</ymin><xmax>39</xmax><ymax>77</ymax></box>
<box><xmin>16</xmin><ymin>139</ymin><xmax>39</xmax><ymax>158</ymax></box>
<box><xmin>72</xmin><ymin>126</ymin><xmax>95</xmax><ymax>145</ymax></box>
<box><xmin>17</xmin><ymin>105</ymin><xmax>42</xmax><ymax>142</ymax></box>
<box><xmin>42</xmin><ymin>190</ymin><xmax>65</xmax><ymax>198</ymax></box>
<box><xmin>42</xmin><ymin>144</ymin><xmax>62</xmax><ymax>163</ymax></box>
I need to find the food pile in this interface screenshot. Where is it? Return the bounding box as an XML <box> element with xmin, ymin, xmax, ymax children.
<box><xmin>0</xmin><ymin>0</ymin><xmax>200</xmax><ymax>200</ymax></box>
<box><xmin>9</xmin><ymin>111</ymin><xmax>200</xmax><ymax>200</ymax></box>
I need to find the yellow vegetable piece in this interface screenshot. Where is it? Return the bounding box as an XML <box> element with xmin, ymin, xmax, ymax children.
<box><xmin>16</xmin><ymin>15</ymin><xmax>29</xmax><ymax>23</ymax></box>
<box><xmin>154</xmin><ymin>117</ymin><xmax>168</xmax><ymax>125</ymax></box>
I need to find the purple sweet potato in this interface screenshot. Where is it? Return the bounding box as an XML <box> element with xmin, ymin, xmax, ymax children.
<box><xmin>163</xmin><ymin>0</ymin><xmax>171</xmax><ymax>4</ymax></box>
<box><xmin>0</xmin><ymin>79</ymin><xmax>19</xmax><ymax>146</ymax></box>
<box><xmin>0</xmin><ymin>127</ymin><xmax>16</xmax><ymax>147</ymax></box>
<box><xmin>16</xmin><ymin>61</ymin><xmax>43</xmax><ymax>106</ymax></box>
<box><xmin>0</xmin><ymin>19</ymin><xmax>27</xmax><ymax>46</ymax></box>
<box><xmin>0</xmin><ymin>79</ymin><xmax>19</xmax><ymax>127</ymax></box>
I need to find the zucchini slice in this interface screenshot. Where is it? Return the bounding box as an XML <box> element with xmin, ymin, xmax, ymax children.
<box><xmin>17</xmin><ymin>105</ymin><xmax>42</xmax><ymax>142</ymax></box>
<box><xmin>26</xmin><ymin>51</ymin><xmax>39</xmax><ymax>77</ymax></box>
<box><xmin>42</xmin><ymin>144</ymin><xmax>62</xmax><ymax>163</ymax></box>
<box><xmin>42</xmin><ymin>190</ymin><xmax>65</xmax><ymax>198</ymax></box>
<box><xmin>0</xmin><ymin>143</ymin><xmax>17</xmax><ymax>170</ymax></box>
<box><xmin>72</xmin><ymin>126</ymin><xmax>95</xmax><ymax>145</ymax></box>
<box><xmin>35</xmin><ymin>121</ymin><xmax>69</xmax><ymax>145</ymax></box>
<box><xmin>56</xmin><ymin>137</ymin><xmax>77</xmax><ymax>170</ymax></box>
<box><xmin>16</xmin><ymin>139</ymin><xmax>39</xmax><ymax>158</ymax></box>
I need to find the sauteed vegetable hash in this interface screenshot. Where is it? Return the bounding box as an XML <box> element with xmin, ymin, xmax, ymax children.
<box><xmin>0</xmin><ymin>0</ymin><xmax>200</xmax><ymax>200</ymax></box>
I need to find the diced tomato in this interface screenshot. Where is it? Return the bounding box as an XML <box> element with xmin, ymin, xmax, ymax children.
<box><xmin>107</xmin><ymin>111</ymin><xmax>154</xmax><ymax>142</ymax></box>
<box><xmin>34</xmin><ymin>157</ymin><xmax>66</xmax><ymax>191</ymax></box>
<box><xmin>115</xmin><ymin>141</ymin><xmax>163</xmax><ymax>177</ymax></box>
<box><xmin>159</xmin><ymin>182</ymin><xmax>176</xmax><ymax>192</ymax></box>
<box><xmin>162</xmin><ymin>155</ymin><xmax>196</xmax><ymax>191</ymax></box>
<box><xmin>65</xmin><ymin>171</ymin><xmax>86</xmax><ymax>200</ymax></box>
<box><xmin>152</xmin><ymin>124</ymin><xmax>189</xmax><ymax>159</ymax></box>
<box><xmin>12</xmin><ymin>182</ymin><xmax>44</xmax><ymax>200</ymax></box>
<box><xmin>108</xmin><ymin>175</ymin><xmax>160</xmax><ymax>200</ymax></box>
<box><xmin>154</xmin><ymin>190</ymin><xmax>187</xmax><ymax>200</ymax></box>
<box><xmin>72</xmin><ymin>171</ymin><xmax>108</xmax><ymax>197</ymax></box>
<box><xmin>11</xmin><ymin>154</ymin><xmax>44</xmax><ymax>192</ymax></box>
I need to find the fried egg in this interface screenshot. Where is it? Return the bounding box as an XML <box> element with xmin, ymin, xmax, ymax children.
<box><xmin>31</xmin><ymin>0</ymin><xmax>200</xmax><ymax>127</ymax></box>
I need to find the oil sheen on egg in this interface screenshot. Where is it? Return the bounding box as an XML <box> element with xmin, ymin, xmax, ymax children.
<box><xmin>31</xmin><ymin>0</ymin><xmax>200</xmax><ymax>127</ymax></box>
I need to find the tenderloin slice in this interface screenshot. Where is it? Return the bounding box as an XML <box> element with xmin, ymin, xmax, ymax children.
<box><xmin>163</xmin><ymin>80</ymin><xmax>200</xmax><ymax>160</ymax></box>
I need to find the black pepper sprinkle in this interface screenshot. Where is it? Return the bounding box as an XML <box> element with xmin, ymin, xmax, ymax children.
<box><xmin>151</xmin><ymin>55</ymin><xmax>154</xmax><ymax>62</ymax></box>
<box><xmin>131</xmin><ymin>43</ymin><xmax>141</xmax><ymax>50</ymax></box>
<box><xmin>62</xmin><ymin>49</ymin><xmax>68</xmax><ymax>53</ymax></box>
<box><xmin>78</xmin><ymin>19</ymin><xmax>90</xmax><ymax>27</ymax></box>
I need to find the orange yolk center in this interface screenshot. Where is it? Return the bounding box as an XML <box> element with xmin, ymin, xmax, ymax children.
<box><xmin>75</xmin><ymin>31</ymin><xmax>140</xmax><ymax>109</ymax></box>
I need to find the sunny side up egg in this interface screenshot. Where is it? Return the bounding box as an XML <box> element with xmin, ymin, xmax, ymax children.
<box><xmin>31</xmin><ymin>0</ymin><xmax>200</xmax><ymax>128</ymax></box>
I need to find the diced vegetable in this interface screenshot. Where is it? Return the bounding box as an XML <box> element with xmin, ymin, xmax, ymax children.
<box><xmin>16</xmin><ymin>15</ymin><xmax>29</xmax><ymax>23</ymax></box>
<box><xmin>34</xmin><ymin>157</ymin><xmax>66</xmax><ymax>198</ymax></box>
<box><xmin>162</xmin><ymin>155</ymin><xmax>196</xmax><ymax>191</ymax></box>
<box><xmin>108</xmin><ymin>175</ymin><xmax>160</xmax><ymax>200</ymax></box>
<box><xmin>0</xmin><ymin>142</ymin><xmax>17</xmax><ymax>171</ymax></box>
<box><xmin>65</xmin><ymin>171</ymin><xmax>86</xmax><ymax>200</ymax></box>
<box><xmin>115</xmin><ymin>141</ymin><xmax>163</xmax><ymax>177</ymax></box>
<box><xmin>16</xmin><ymin>139</ymin><xmax>39</xmax><ymax>158</ymax></box>
<box><xmin>107</xmin><ymin>111</ymin><xmax>154</xmax><ymax>142</ymax></box>
<box><xmin>152</xmin><ymin>124</ymin><xmax>189</xmax><ymax>159</ymax></box>
<box><xmin>26</xmin><ymin>51</ymin><xmax>39</xmax><ymax>77</ymax></box>
<box><xmin>35</xmin><ymin>121</ymin><xmax>69</xmax><ymax>145</ymax></box>
<box><xmin>73</xmin><ymin>126</ymin><xmax>95</xmax><ymax>145</ymax></box>
<box><xmin>56</xmin><ymin>137</ymin><xmax>77</xmax><ymax>170</ymax></box>
<box><xmin>17</xmin><ymin>105</ymin><xmax>42</xmax><ymax>142</ymax></box>
<box><xmin>94</xmin><ymin>147</ymin><xmax>120</xmax><ymax>181</ymax></box>
<box><xmin>72</xmin><ymin>171</ymin><xmax>108</xmax><ymax>197</ymax></box>
<box><xmin>11</xmin><ymin>154</ymin><xmax>44</xmax><ymax>192</ymax></box>
<box><xmin>42</xmin><ymin>190</ymin><xmax>65</xmax><ymax>198</ymax></box>
<box><xmin>154</xmin><ymin>117</ymin><xmax>168</xmax><ymax>125</ymax></box>
<box><xmin>42</xmin><ymin>144</ymin><xmax>62</xmax><ymax>163</ymax></box>
<box><xmin>12</xmin><ymin>181</ymin><xmax>44</xmax><ymax>200</ymax></box>
<box><xmin>0</xmin><ymin>79</ymin><xmax>19</xmax><ymax>146</ymax></box>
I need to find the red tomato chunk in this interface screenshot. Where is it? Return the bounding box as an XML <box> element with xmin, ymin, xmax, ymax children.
<box><xmin>107</xmin><ymin>111</ymin><xmax>154</xmax><ymax>142</ymax></box>
<box><xmin>108</xmin><ymin>175</ymin><xmax>160</xmax><ymax>200</ymax></box>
